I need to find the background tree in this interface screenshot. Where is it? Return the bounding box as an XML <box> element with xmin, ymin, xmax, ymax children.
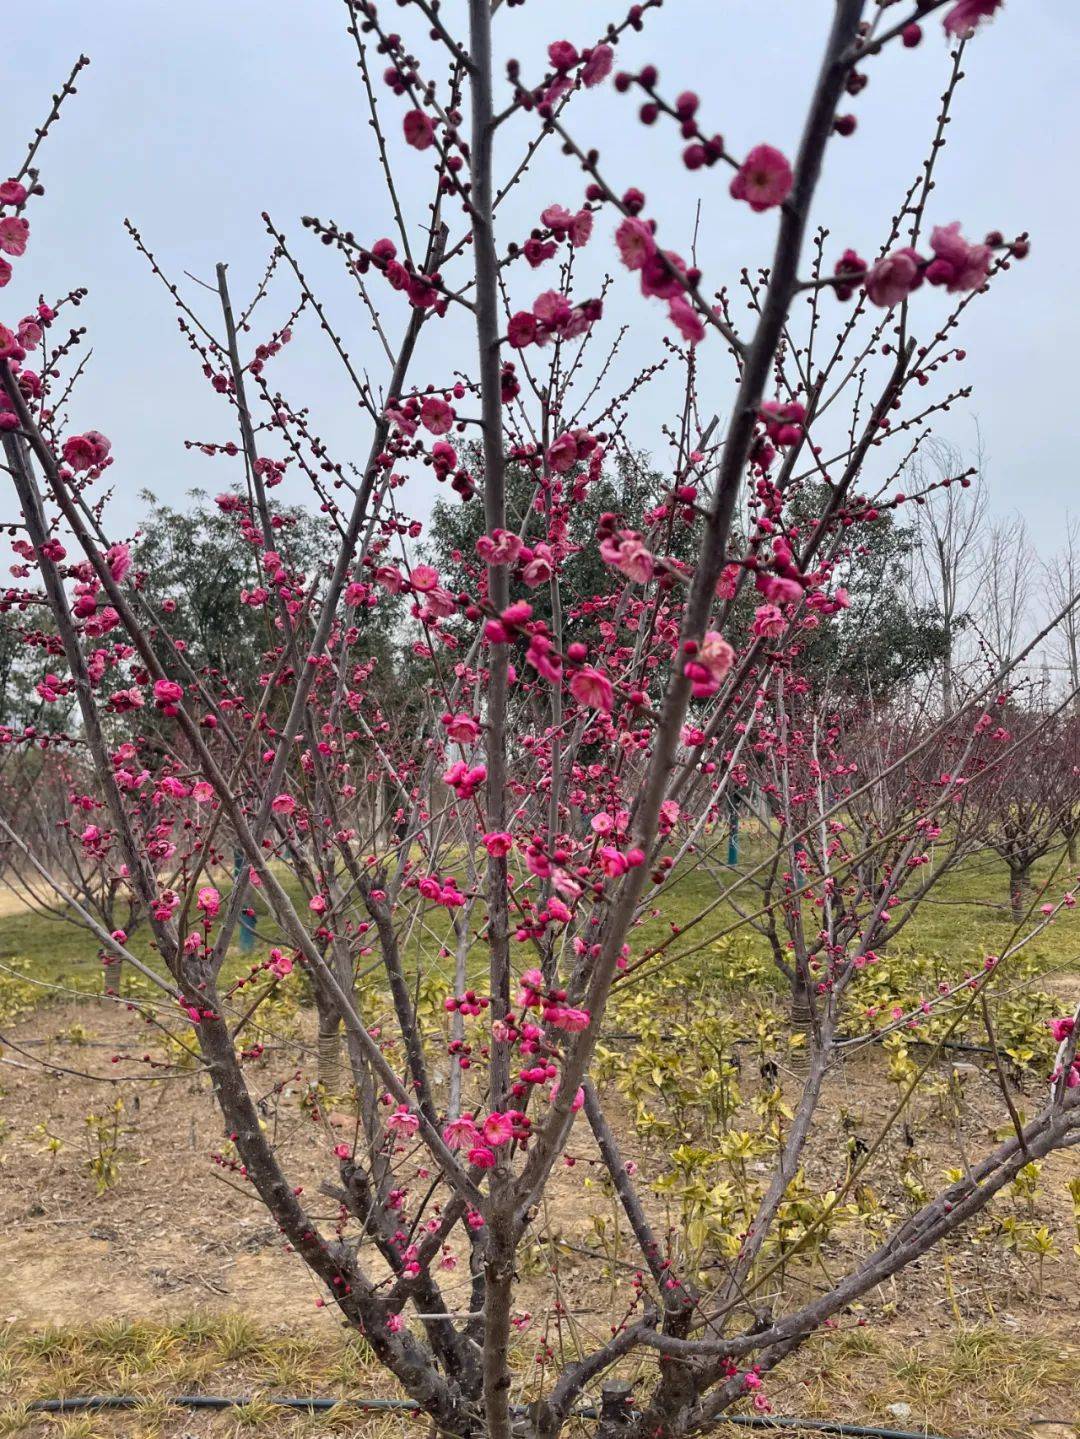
<box><xmin>786</xmin><ymin>480</ymin><xmax>949</xmax><ymax>699</ymax></box>
<box><xmin>978</xmin><ymin>701</ymin><xmax>1078</xmax><ymax>918</ymax></box>
<box><xmin>1043</xmin><ymin>512</ymin><xmax>1080</xmax><ymax>709</ymax></box>
<box><xmin>977</xmin><ymin>516</ymin><xmax>1034</xmax><ymax>670</ymax></box>
<box><xmin>908</xmin><ymin>440</ymin><xmax>987</xmax><ymax>715</ymax></box>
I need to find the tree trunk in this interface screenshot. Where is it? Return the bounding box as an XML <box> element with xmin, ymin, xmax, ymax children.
<box><xmin>1009</xmin><ymin>862</ymin><xmax>1031</xmax><ymax>923</ymax></box>
<box><xmin>941</xmin><ymin>630</ymin><xmax>954</xmax><ymax>719</ymax></box>
<box><xmin>790</xmin><ymin>976</ymin><xmax>813</xmax><ymax>1031</ymax></box>
<box><xmin>316</xmin><ymin>1003</ymin><xmax>344</xmax><ymax>1094</ymax></box>
<box><xmin>448</xmin><ymin>911</ymin><xmax>469</xmax><ymax>1121</ymax></box>
<box><xmin>789</xmin><ymin>973</ymin><xmax>813</xmax><ymax>1071</ymax></box>
<box><xmin>595</xmin><ymin>1382</ymin><xmax>635</xmax><ymax>1439</ymax></box>
<box><xmin>101</xmin><ymin>953</ymin><xmax>121</xmax><ymax>999</ymax></box>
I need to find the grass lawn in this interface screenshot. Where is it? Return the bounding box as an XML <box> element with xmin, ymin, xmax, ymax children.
<box><xmin>1</xmin><ymin>837</ymin><xmax>1077</xmax><ymax>1023</ymax></box>
<box><xmin>648</xmin><ymin>847</ymin><xmax>1078</xmax><ymax>957</ymax></box>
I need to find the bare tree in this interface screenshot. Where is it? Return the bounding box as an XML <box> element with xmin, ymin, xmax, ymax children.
<box><xmin>908</xmin><ymin>439</ymin><xmax>986</xmax><ymax>715</ymax></box>
<box><xmin>976</xmin><ymin>515</ymin><xmax>1034</xmax><ymax>670</ymax></box>
<box><xmin>1043</xmin><ymin>512</ymin><xmax>1080</xmax><ymax>708</ymax></box>
<box><xmin>978</xmin><ymin>703</ymin><xmax>1079</xmax><ymax>918</ymax></box>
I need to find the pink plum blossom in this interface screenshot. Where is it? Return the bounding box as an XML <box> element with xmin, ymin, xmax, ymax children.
<box><xmin>197</xmin><ymin>886</ymin><xmax>221</xmax><ymax>919</ymax></box>
<box><xmin>442</xmin><ymin>712</ymin><xmax>480</xmax><ymax>743</ymax></box>
<box><xmin>669</xmin><ymin>296</ymin><xmax>705</xmax><ymax>344</ymax></box>
<box><xmin>547</xmin><ymin>40</ymin><xmax>578</xmax><ymax>71</ymax></box>
<box><xmin>420</xmin><ymin>396</ymin><xmax>455</xmax><ymax>435</ymax></box>
<box><xmin>569</xmin><ymin>665</ymin><xmax>614</xmax><ymax>712</ymax></box>
<box><xmin>443</xmin><ymin>1115</ymin><xmax>478</xmax><ymax>1150</ymax></box>
<box><xmin>943</xmin><ymin>0</ymin><xmax>1003</xmax><ymax>38</ymax></box>
<box><xmin>615</xmin><ymin>217</ymin><xmax>656</xmax><ymax>272</ymax></box>
<box><xmin>925</xmin><ymin>222</ymin><xmax>991</xmax><ymax>293</ymax></box>
<box><xmin>865</xmin><ymin>248</ymin><xmax>924</xmax><ymax>308</ymax></box>
<box><xmin>729</xmin><ymin>145</ymin><xmax>793</xmax><ymax>212</ymax></box>
<box><xmin>580</xmin><ymin>44</ymin><xmax>614</xmax><ymax>87</ymax></box>
<box><xmin>481</xmin><ymin>1112</ymin><xmax>515</xmax><ymax>1147</ymax></box>
<box><xmin>600</xmin><ymin>530</ymin><xmax>655</xmax><ymax>584</ymax></box>
<box><xmin>403</xmin><ymin>109</ymin><xmax>435</xmax><ymax>150</ymax></box>
<box><xmin>0</xmin><ymin>216</ymin><xmax>29</xmax><ymax>256</ymax></box>
<box><xmin>752</xmin><ymin>604</ymin><xmax>787</xmax><ymax>639</ymax></box>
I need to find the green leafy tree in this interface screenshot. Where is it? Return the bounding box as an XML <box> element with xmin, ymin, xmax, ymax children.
<box><xmin>130</xmin><ymin>489</ymin><xmax>326</xmax><ymax>693</ymax></box>
<box><xmin>425</xmin><ymin>444</ymin><xmax>689</xmax><ymax>641</ymax></box>
<box><xmin>787</xmin><ymin>483</ymin><xmax>948</xmax><ymax>699</ymax></box>
<box><xmin>131</xmin><ymin>488</ymin><xmax>400</xmax><ymax>696</ymax></box>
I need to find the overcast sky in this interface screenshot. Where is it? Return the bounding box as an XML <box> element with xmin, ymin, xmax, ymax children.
<box><xmin>4</xmin><ymin>1</ymin><xmax>1077</xmax><ymax>562</ymax></box>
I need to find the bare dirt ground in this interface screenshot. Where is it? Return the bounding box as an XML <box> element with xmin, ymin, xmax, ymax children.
<box><xmin>1</xmin><ymin>997</ymin><xmax>1078</xmax><ymax>1437</ymax></box>
<box><xmin>1</xmin><ymin>1003</ymin><xmax>331</xmax><ymax>1330</ymax></box>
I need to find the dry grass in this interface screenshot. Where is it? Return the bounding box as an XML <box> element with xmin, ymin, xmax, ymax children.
<box><xmin>1</xmin><ymin>1314</ymin><xmax>1077</xmax><ymax>1439</ymax></box>
<box><xmin>0</xmin><ymin>1314</ymin><xmax>409</xmax><ymax>1439</ymax></box>
<box><xmin>786</xmin><ymin>1324</ymin><xmax>1080</xmax><ymax>1436</ymax></box>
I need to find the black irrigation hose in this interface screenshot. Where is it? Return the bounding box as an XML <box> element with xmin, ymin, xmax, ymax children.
<box><xmin>601</xmin><ymin>1031</ymin><xmax>997</xmax><ymax>1056</ymax></box>
<box><xmin>29</xmin><ymin>1395</ymin><xmax>410</xmax><ymax>1413</ymax></box>
<box><xmin>24</xmin><ymin>1394</ymin><xmax>961</xmax><ymax>1439</ymax></box>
